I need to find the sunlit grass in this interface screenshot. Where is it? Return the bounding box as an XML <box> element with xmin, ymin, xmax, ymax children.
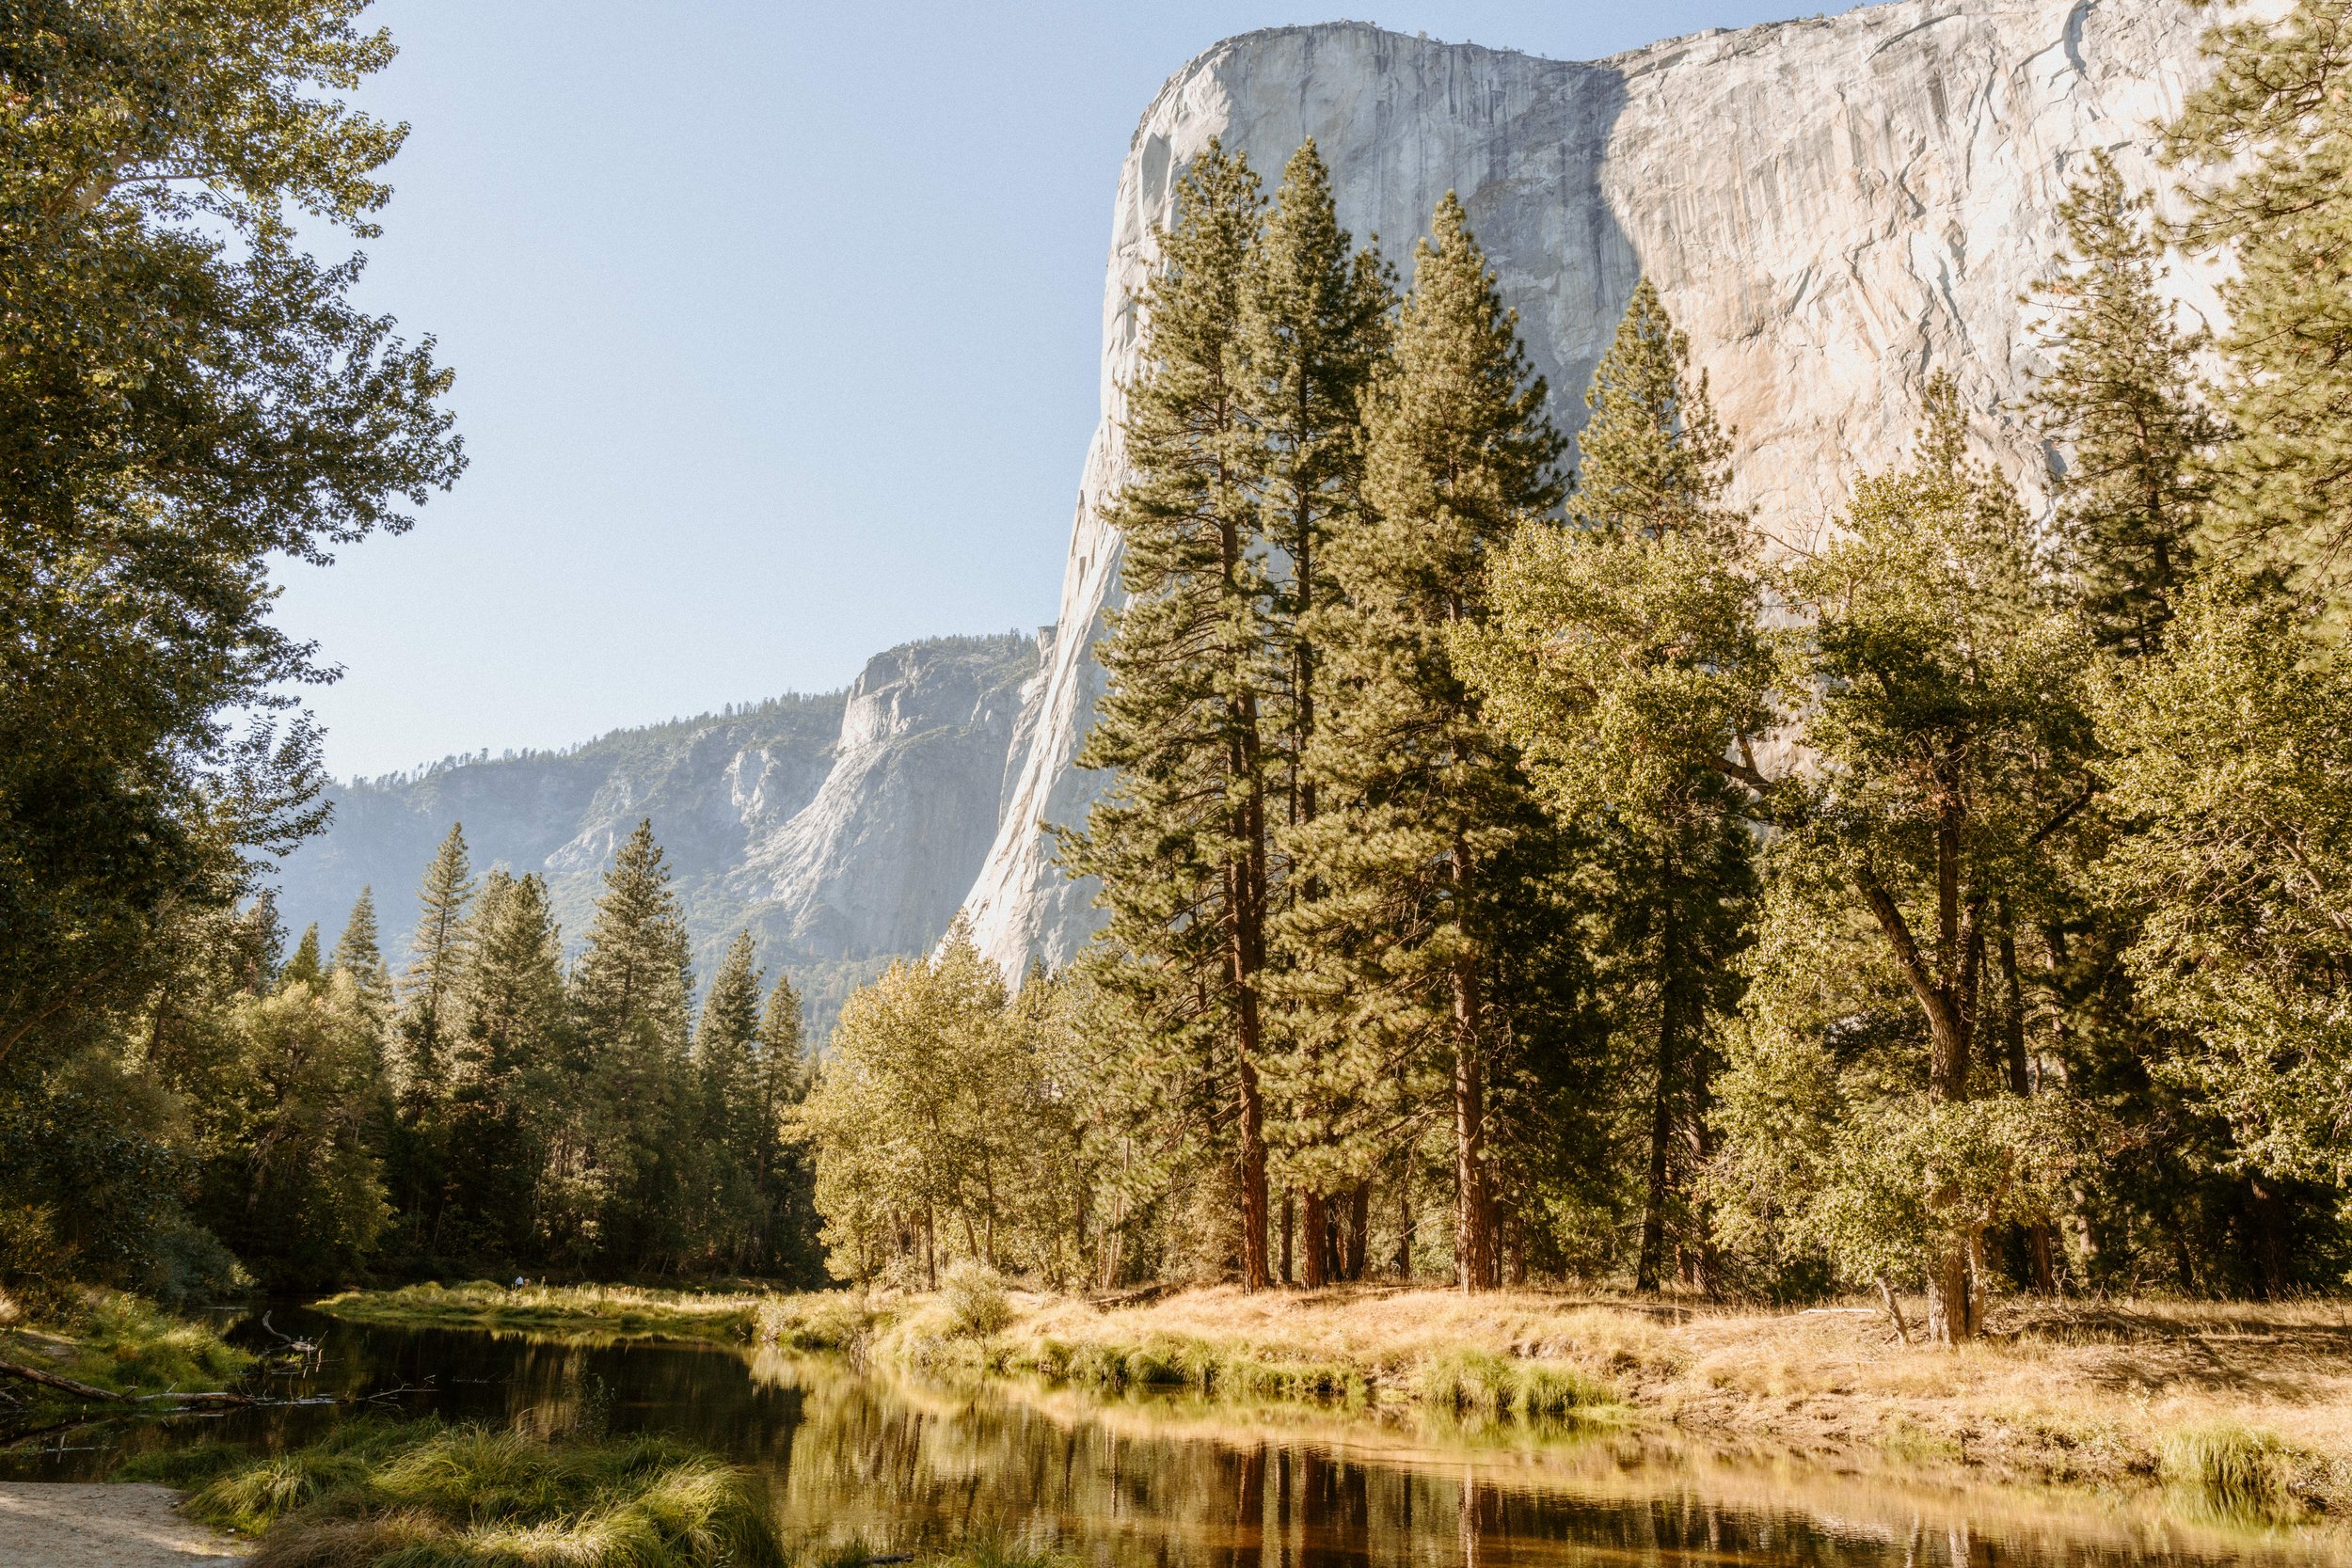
<box><xmin>316</xmin><ymin>1281</ymin><xmax>767</xmax><ymax>1343</ymax></box>
<box><xmin>0</xmin><ymin>1289</ymin><xmax>250</xmax><ymax>1403</ymax></box>
<box><xmin>127</xmin><ymin>1417</ymin><xmax>787</xmax><ymax>1568</ymax></box>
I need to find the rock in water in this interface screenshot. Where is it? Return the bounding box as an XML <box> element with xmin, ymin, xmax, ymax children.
<box><xmin>957</xmin><ymin>0</ymin><xmax>2219</xmax><ymax>979</ymax></box>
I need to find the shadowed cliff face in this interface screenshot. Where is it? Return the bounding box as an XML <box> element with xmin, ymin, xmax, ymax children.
<box><xmin>275</xmin><ymin>633</ymin><xmax>1039</xmax><ymax>1038</ymax></box>
<box><xmin>956</xmin><ymin>0</ymin><xmax>2223</xmax><ymax>981</ymax></box>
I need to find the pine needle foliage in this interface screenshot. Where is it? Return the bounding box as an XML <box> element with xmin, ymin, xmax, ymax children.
<box><xmin>2027</xmin><ymin>151</ymin><xmax>2221</xmax><ymax>655</ymax></box>
<box><xmin>2163</xmin><ymin>0</ymin><xmax>2352</xmax><ymax>605</ymax></box>
<box><xmin>1463</xmin><ymin>278</ymin><xmax>1762</xmax><ymax>1292</ymax></box>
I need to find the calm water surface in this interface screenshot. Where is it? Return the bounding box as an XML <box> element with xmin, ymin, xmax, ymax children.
<box><xmin>0</xmin><ymin>1307</ymin><xmax>2333</xmax><ymax>1568</ymax></box>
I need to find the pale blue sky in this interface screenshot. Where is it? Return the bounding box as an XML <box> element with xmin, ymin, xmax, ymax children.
<box><xmin>298</xmin><ymin>1</ymin><xmax>1876</xmax><ymax>780</ymax></box>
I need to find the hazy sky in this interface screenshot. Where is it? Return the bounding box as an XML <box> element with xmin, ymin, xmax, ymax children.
<box><xmin>300</xmin><ymin>1</ymin><xmax>1874</xmax><ymax>781</ymax></box>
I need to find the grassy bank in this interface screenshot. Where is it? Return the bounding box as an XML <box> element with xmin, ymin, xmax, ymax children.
<box><xmin>313</xmin><ymin>1278</ymin><xmax>2352</xmax><ymax>1522</ymax></box>
<box><xmin>0</xmin><ymin>1290</ymin><xmax>251</xmax><ymax>1420</ymax></box>
<box><xmin>873</xmin><ymin>1285</ymin><xmax>2349</xmax><ymax>1522</ymax></box>
<box><xmin>316</xmin><ymin>1281</ymin><xmax>769</xmax><ymax>1343</ymax></box>
<box><xmin>316</xmin><ymin>1281</ymin><xmax>883</xmax><ymax>1354</ymax></box>
<box><xmin>120</xmin><ymin>1418</ymin><xmax>788</xmax><ymax>1567</ymax></box>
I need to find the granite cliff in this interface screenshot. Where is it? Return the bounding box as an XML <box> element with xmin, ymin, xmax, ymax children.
<box><xmin>956</xmin><ymin>0</ymin><xmax>2223</xmax><ymax>978</ymax></box>
<box><xmin>276</xmin><ymin>633</ymin><xmax>1040</xmax><ymax>1036</ymax></box>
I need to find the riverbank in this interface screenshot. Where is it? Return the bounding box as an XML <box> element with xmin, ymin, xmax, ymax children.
<box><xmin>0</xmin><ymin>1481</ymin><xmax>246</xmax><ymax>1565</ymax></box>
<box><xmin>0</xmin><ymin>1292</ymin><xmax>252</xmax><ymax>1424</ymax></box>
<box><xmin>312</xmin><ymin>1281</ymin><xmax>765</xmax><ymax>1342</ymax></box>
<box><xmin>320</xmin><ymin>1280</ymin><xmax>2352</xmax><ymax>1523</ymax></box>
<box><xmin>117</xmin><ymin>1417</ymin><xmax>787</xmax><ymax>1567</ymax></box>
<box><xmin>953</xmin><ymin>1288</ymin><xmax>2346</xmax><ymax>1519</ymax></box>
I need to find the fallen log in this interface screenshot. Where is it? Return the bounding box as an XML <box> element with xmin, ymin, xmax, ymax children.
<box><xmin>0</xmin><ymin>1354</ymin><xmax>252</xmax><ymax>1406</ymax></box>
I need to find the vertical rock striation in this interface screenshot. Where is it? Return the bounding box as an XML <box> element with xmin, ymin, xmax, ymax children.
<box><xmin>958</xmin><ymin>0</ymin><xmax>2220</xmax><ymax>979</ymax></box>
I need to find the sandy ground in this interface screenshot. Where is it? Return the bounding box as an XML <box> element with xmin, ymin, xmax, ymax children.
<box><xmin>0</xmin><ymin>1484</ymin><xmax>245</xmax><ymax>1567</ymax></box>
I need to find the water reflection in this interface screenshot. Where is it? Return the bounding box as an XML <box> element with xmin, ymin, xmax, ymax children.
<box><xmin>0</xmin><ymin>1310</ymin><xmax>2333</xmax><ymax>1568</ymax></box>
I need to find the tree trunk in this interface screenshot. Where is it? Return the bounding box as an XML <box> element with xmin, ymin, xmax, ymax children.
<box><xmin>1345</xmin><ymin>1183</ymin><xmax>1371</xmax><ymax>1280</ymax></box>
<box><xmin>1225</xmin><ymin>790</ymin><xmax>1272</xmax><ymax>1292</ymax></box>
<box><xmin>1453</xmin><ymin>1022</ymin><xmax>1494</xmax><ymax>1292</ymax></box>
<box><xmin>1279</xmin><ymin>1190</ymin><xmax>1295</xmax><ymax>1285</ymax></box>
<box><xmin>1638</xmin><ymin>891</ymin><xmax>1685</xmax><ymax>1292</ymax></box>
<box><xmin>1301</xmin><ymin>1191</ymin><xmax>1328</xmax><ymax>1289</ymax></box>
<box><xmin>1395</xmin><ymin>1177</ymin><xmax>1415</xmax><ymax>1278</ymax></box>
<box><xmin>1926</xmin><ymin>1237</ymin><xmax>1973</xmax><ymax>1345</ymax></box>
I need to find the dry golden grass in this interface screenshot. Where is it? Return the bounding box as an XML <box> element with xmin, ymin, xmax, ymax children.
<box><xmin>919</xmin><ymin>1285</ymin><xmax>2352</xmax><ymax>1515</ymax></box>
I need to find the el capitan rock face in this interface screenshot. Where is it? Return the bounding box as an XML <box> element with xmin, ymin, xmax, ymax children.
<box><xmin>957</xmin><ymin>0</ymin><xmax>2220</xmax><ymax>979</ymax></box>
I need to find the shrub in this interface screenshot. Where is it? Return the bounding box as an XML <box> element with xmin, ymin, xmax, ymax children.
<box><xmin>942</xmin><ymin>1262</ymin><xmax>1013</xmax><ymax>1338</ymax></box>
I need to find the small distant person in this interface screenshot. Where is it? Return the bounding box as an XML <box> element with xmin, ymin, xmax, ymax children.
<box><xmin>513</xmin><ymin>1275</ymin><xmax>527</xmax><ymax>1290</ymax></box>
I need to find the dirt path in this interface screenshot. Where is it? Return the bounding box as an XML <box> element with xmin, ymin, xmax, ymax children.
<box><xmin>0</xmin><ymin>1483</ymin><xmax>245</xmax><ymax>1567</ymax></box>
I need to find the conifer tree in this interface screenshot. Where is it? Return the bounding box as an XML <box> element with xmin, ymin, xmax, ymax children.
<box><xmin>1292</xmin><ymin>194</ymin><xmax>1565</xmax><ymax>1291</ymax></box>
<box><xmin>2027</xmin><ymin>151</ymin><xmax>2219</xmax><ymax>654</ymax></box>
<box><xmin>1068</xmin><ymin>141</ymin><xmax>1280</xmax><ymax>1290</ymax></box>
<box><xmin>329</xmin><ymin>887</ymin><xmax>396</xmax><ymax>1024</ymax></box>
<box><xmin>1465</xmin><ymin>279</ymin><xmax>1765</xmax><ymax>1291</ymax></box>
<box><xmin>1761</xmin><ymin>378</ymin><xmax>2097</xmax><ymax>1340</ymax></box>
<box><xmin>2163</xmin><ymin>0</ymin><xmax>2352</xmax><ymax>604</ymax></box>
<box><xmin>693</xmin><ymin>931</ymin><xmax>767</xmax><ymax>1267</ymax></box>
<box><xmin>752</xmin><ymin>972</ymin><xmax>820</xmax><ymax>1281</ymax></box>
<box><xmin>397</xmin><ymin>824</ymin><xmax>477</xmax><ymax>1111</ymax></box>
<box><xmin>1243</xmin><ymin>139</ymin><xmax>1396</xmax><ymax>1274</ymax></box>
<box><xmin>570</xmin><ymin>819</ymin><xmax>695</xmax><ymax>1267</ymax></box>
<box><xmin>281</xmin><ymin>924</ymin><xmax>324</xmax><ymax>989</ymax></box>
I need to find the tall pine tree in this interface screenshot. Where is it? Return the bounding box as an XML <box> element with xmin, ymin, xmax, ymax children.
<box><xmin>397</xmin><ymin>824</ymin><xmax>477</xmax><ymax>1113</ymax></box>
<box><xmin>1243</xmin><ymin>138</ymin><xmax>1396</xmax><ymax>1282</ymax></box>
<box><xmin>1068</xmin><ymin>141</ymin><xmax>1280</xmax><ymax>1290</ymax></box>
<box><xmin>1466</xmin><ymin>279</ymin><xmax>1764</xmax><ymax>1291</ymax></box>
<box><xmin>693</xmin><ymin>931</ymin><xmax>767</xmax><ymax>1269</ymax></box>
<box><xmin>328</xmin><ymin>887</ymin><xmax>395</xmax><ymax>1026</ymax></box>
<box><xmin>570</xmin><ymin>819</ymin><xmax>695</xmax><ymax>1269</ymax></box>
<box><xmin>1293</xmin><ymin>194</ymin><xmax>1565</xmax><ymax>1291</ymax></box>
<box><xmin>2028</xmin><ymin>151</ymin><xmax>2219</xmax><ymax>654</ymax></box>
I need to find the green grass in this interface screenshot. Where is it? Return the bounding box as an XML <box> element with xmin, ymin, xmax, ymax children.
<box><xmin>128</xmin><ymin>1417</ymin><xmax>787</xmax><ymax>1568</ymax></box>
<box><xmin>1</xmin><ymin>1291</ymin><xmax>251</xmax><ymax>1411</ymax></box>
<box><xmin>2158</xmin><ymin>1421</ymin><xmax>2308</xmax><ymax>1524</ymax></box>
<box><xmin>315</xmin><ymin>1282</ymin><xmax>765</xmax><ymax>1343</ymax></box>
<box><xmin>1413</xmin><ymin>1347</ymin><xmax>1611</xmax><ymax>1419</ymax></box>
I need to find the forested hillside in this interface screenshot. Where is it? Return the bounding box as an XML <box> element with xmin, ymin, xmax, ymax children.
<box><xmin>276</xmin><ymin>633</ymin><xmax>1040</xmax><ymax>1038</ymax></box>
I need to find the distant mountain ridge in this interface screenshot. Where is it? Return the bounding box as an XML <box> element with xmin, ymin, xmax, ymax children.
<box><xmin>275</xmin><ymin>631</ymin><xmax>1041</xmax><ymax>1037</ymax></box>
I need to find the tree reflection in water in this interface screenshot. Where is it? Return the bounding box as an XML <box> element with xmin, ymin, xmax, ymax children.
<box><xmin>0</xmin><ymin>1311</ymin><xmax>2321</xmax><ymax>1568</ymax></box>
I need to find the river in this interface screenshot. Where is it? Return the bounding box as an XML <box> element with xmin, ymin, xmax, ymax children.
<box><xmin>0</xmin><ymin>1307</ymin><xmax>2332</xmax><ymax>1566</ymax></box>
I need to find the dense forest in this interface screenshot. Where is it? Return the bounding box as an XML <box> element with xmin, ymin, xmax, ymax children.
<box><xmin>4</xmin><ymin>0</ymin><xmax>2350</xmax><ymax>1352</ymax></box>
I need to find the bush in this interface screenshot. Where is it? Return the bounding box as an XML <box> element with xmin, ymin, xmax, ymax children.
<box><xmin>942</xmin><ymin>1262</ymin><xmax>1013</xmax><ymax>1338</ymax></box>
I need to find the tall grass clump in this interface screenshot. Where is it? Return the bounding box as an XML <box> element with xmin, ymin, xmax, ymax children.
<box><xmin>167</xmin><ymin>1418</ymin><xmax>787</xmax><ymax>1568</ymax></box>
<box><xmin>1416</xmin><ymin>1348</ymin><xmax>1613</xmax><ymax>1421</ymax></box>
<box><xmin>2158</xmin><ymin>1421</ymin><xmax>2306</xmax><ymax>1523</ymax></box>
<box><xmin>942</xmin><ymin>1262</ymin><xmax>1014</xmax><ymax>1339</ymax></box>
